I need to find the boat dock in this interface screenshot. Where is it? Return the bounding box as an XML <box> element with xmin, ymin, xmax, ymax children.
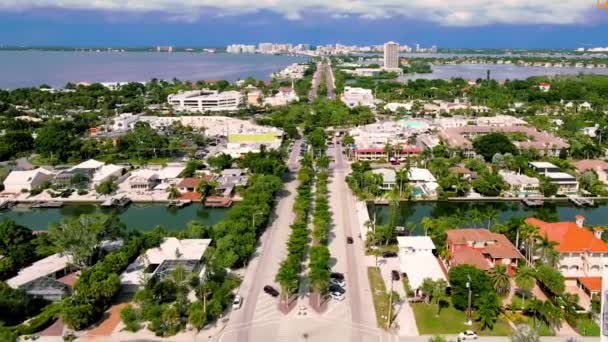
<box><xmin>522</xmin><ymin>197</ymin><xmax>544</xmax><ymax>207</ymax></box>
<box><xmin>31</xmin><ymin>201</ymin><xmax>64</xmax><ymax>208</ymax></box>
<box><xmin>568</xmin><ymin>195</ymin><xmax>595</xmax><ymax>207</ymax></box>
<box><xmin>101</xmin><ymin>195</ymin><xmax>131</xmax><ymax>208</ymax></box>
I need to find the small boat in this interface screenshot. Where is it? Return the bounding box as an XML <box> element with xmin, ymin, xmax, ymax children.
<box><xmin>522</xmin><ymin>198</ymin><xmax>543</xmax><ymax>207</ymax></box>
<box><xmin>31</xmin><ymin>201</ymin><xmax>64</xmax><ymax>208</ymax></box>
<box><xmin>101</xmin><ymin>195</ymin><xmax>131</xmax><ymax>208</ymax></box>
<box><xmin>167</xmin><ymin>200</ymin><xmax>191</xmax><ymax>208</ymax></box>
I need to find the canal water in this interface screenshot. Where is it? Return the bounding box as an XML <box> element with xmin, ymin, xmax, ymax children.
<box><xmin>368</xmin><ymin>201</ymin><xmax>608</xmax><ymax>235</ymax></box>
<box><xmin>0</xmin><ymin>204</ymin><xmax>228</xmax><ymax>231</ymax></box>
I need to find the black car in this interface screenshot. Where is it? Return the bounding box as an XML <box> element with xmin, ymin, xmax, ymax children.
<box><xmin>328</xmin><ymin>284</ymin><xmax>345</xmax><ymax>294</ymax></box>
<box><xmin>391</xmin><ymin>270</ymin><xmax>400</xmax><ymax>281</ymax></box>
<box><xmin>263</xmin><ymin>285</ymin><xmax>279</xmax><ymax>297</ymax></box>
<box><xmin>382</xmin><ymin>251</ymin><xmax>398</xmax><ymax>258</ymax></box>
<box><xmin>346</xmin><ymin>236</ymin><xmax>354</xmax><ymax>244</ymax></box>
<box><xmin>330</xmin><ymin>272</ymin><xmax>344</xmax><ymax>281</ymax></box>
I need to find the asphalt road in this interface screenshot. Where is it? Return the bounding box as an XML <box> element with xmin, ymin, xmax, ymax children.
<box><xmin>325</xmin><ymin>61</ymin><xmax>335</xmax><ymax>100</ymax></box>
<box><xmin>217</xmin><ymin>139</ymin><xmax>302</xmax><ymax>342</ymax></box>
<box><xmin>308</xmin><ymin>61</ymin><xmax>323</xmax><ymax>101</ymax></box>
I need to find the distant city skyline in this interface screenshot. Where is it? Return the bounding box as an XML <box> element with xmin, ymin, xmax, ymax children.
<box><xmin>0</xmin><ymin>3</ymin><xmax>606</xmax><ymax>48</ymax></box>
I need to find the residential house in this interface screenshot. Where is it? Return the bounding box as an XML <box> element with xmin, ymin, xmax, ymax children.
<box><xmin>529</xmin><ymin>161</ymin><xmax>579</xmax><ymax>194</ymax></box>
<box><xmin>573</xmin><ymin>159</ymin><xmax>608</xmax><ymax>185</ymax></box>
<box><xmin>371</xmin><ymin>168</ymin><xmax>396</xmax><ymax>190</ymax></box>
<box><xmin>538</xmin><ymin>82</ymin><xmax>551</xmax><ymax>92</ymax></box>
<box><xmin>120</xmin><ymin>238</ymin><xmax>212</xmax><ymax>292</ymax></box>
<box><xmin>397</xmin><ymin>236</ymin><xmax>448</xmax><ymax>297</ymax></box>
<box><xmin>6</xmin><ymin>254</ymin><xmax>73</xmax><ymax>301</ymax></box>
<box><xmin>54</xmin><ymin>159</ymin><xmax>104</xmax><ymax>187</ymax></box>
<box><xmin>127</xmin><ymin>169</ymin><xmax>160</xmax><ymax>190</ymax></box>
<box><xmin>449</xmin><ymin>165</ymin><xmax>478</xmax><ymax>181</ymax></box>
<box><xmin>2</xmin><ymin>168</ymin><xmax>54</xmax><ymax>193</ymax></box>
<box><xmin>407</xmin><ymin>168</ymin><xmax>438</xmax><ymax>196</ymax></box>
<box><xmin>446</xmin><ymin>229</ymin><xmax>521</xmax><ymax>274</ymax></box>
<box><xmin>498</xmin><ymin>170</ymin><xmax>540</xmax><ymax>197</ymax></box>
<box><xmin>92</xmin><ymin>164</ymin><xmax>127</xmax><ymax>186</ymax></box>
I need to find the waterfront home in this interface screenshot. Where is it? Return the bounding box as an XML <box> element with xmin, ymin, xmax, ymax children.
<box><xmin>525</xmin><ymin>216</ymin><xmax>607</xmax><ymax>278</ymax></box>
<box><xmin>53</xmin><ymin>159</ymin><xmax>104</xmax><ymax>187</ymax></box>
<box><xmin>371</xmin><ymin>168</ymin><xmax>396</xmax><ymax>190</ymax></box>
<box><xmin>127</xmin><ymin>169</ymin><xmax>160</xmax><ymax>190</ymax></box>
<box><xmin>525</xmin><ymin>216</ymin><xmax>607</xmax><ymax>305</ymax></box>
<box><xmin>449</xmin><ymin>165</ymin><xmax>478</xmax><ymax>181</ymax></box>
<box><xmin>120</xmin><ymin>238</ymin><xmax>211</xmax><ymax>292</ymax></box>
<box><xmin>177</xmin><ymin>177</ymin><xmax>203</xmax><ymax>193</ymax></box>
<box><xmin>573</xmin><ymin>159</ymin><xmax>608</xmax><ymax>185</ymax></box>
<box><xmin>407</xmin><ymin>168</ymin><xmax>438</xmax><ymax>196</ymax></box>
<box><xmin>92</xmin><ymin>164</ymin><xmax>127</xmax><ymax>186</ymax></box>
<box><xmin>7</xmin><ymin>253</ymin><xmax>73</xmax><ymax>301</ymax></box>
<box><xmin>446</xmin><ymin>229</ymin><xmax>521</xmax><ymax>274</ymax></box>
<box><xmin>529</xmin><ymin>161</ymin><xmax>579</xmax><ymax>194</ymax></box>
<box><xmin>397</xmin><ymin>236</ymin><xmax>448</xmax><ymax>298</ymax></box>
<box><xmin>2</xmin><ymin>168</ymin><xmax>54</xmax><ymax>193</ymax></box>
<box><xmin>498</xmin><ymin>170</ymin><xmax>540</xmax><ymax>197</ymax></box>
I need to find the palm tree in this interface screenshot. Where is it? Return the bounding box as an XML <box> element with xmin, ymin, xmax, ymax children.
<box><xmin>420</xmin><ymin>278</ymin><xmax>435</xmax><ymax>303</ymax></box>
<box><xmin>167</xmin><ymin>184</ymin><xmax>180</xmax><ymax>199</ymax></box>
<box><xmin>421</xmin><ymin>217</ymin><xmax>433</xmax><ymax>236</ymax></box>
<box><xmin>432</xmin><ymin>279</ymin><xmax>449</xmax><ymax>316</ymax></box>
<box><xmin>475</xmin><ymin>295</ymin><xmax>500</xmax><ymax>330</ymax></box>
<box><xmin>485</xmin><ymin>208</ymin><xmax>499</xmax><ymax>229</ymax></box>
<box><xmin>536</xmin><ymin>234</ymin><xmax>559</xmax><ymax>268</ymax></box>
<box><xmin>515</xmin><ymin>265</ymin><xmax>536</xmax><ymax>308</ymax></box>
<box><xmin>519</xmin><ymin>224</ymin><xmax>538</xmax><ymax>262</ymax></box>
<box><xmin>469</xmin><ymin>208</ymin><xmax>484</xmax><ymax>228</ymax></box>
<box><xmin>395</xmin><ymin>168</ymin><xmax>409</xmax><ymax>198</ymax></box>
<box><xmin>487</xmin><ymin>265</ymin><xmax>511</xmax><ymax>297</ymax></box>
<box><xmin>527</xmin><ymin>299</ymin><xmax>562</xmax><ymax>333</ymax></box>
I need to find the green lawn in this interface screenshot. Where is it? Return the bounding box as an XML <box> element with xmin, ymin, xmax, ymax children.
<box><xmin>367</xmin><ymin>267</ymin><xmax>393</xmax><ymax>329</ymax></box>
<box><xmin>574</xmin><ymin>317</ymin><xmax>600</xmax><ymax>336</ymax></box>
<box><xmin>411</xmin><ymin>303</ymin><xmax>512</xmax><ymax>336</ymax></box>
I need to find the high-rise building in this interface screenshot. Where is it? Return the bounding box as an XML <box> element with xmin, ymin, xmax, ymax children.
<box><xmin>383</xmin><ymin>41</ymin><xmax>399</xmax><ymax>69</ymax></box>
<box><xmin>415</xmin><ymin>43</ymin><xmax>420</xmax><ymax>53</ymax></box>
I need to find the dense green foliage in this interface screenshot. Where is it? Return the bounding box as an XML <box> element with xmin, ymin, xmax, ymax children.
<box><xmin>473</xmin><ymin>133</ymin><xmax>518</xmax><ymax>161</ymax></box>
<box><xmin>0</xmin><ymin>219</ymin><xmax>55</xmax><ymax>279</ymax></box>
<box><xmin>0</xmin><ymin>282</ymin><xmax>49</xmax><ymax>326</ymax></box>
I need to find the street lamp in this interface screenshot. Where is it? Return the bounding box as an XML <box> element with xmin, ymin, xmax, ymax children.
<box><xmin>465</xmin><ymin>274</ymin><xmax>473</xmax><ymax>326</ymax></box>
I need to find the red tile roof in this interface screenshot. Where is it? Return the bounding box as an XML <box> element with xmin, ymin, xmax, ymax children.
<box><xmin>57</xmin><ymin>272</ymin><xmax>78</xmax><ymax>288</ymax></box>
<box><xmin>446</xmin><ymin>229</ymin><xmax>520</xmax><ymax>259</ymax></box>
<box><xmin>578</xmin><ymin>277</ymin><xmax>601</xmax><ymax>292</ymax></box>
<box><xmin>451</xmin><ymin>248</ymin><xmax>491</xmax><ymax>270</ymax></box>
<box><xmin>524</xmin><ymin>217</ymin><xmax>608</xmax><ymax>253</ymax></box>
<box><xmin>177</xmin><ymin>177</ymin><xmax>202</xmax><ymax>189</ymax></box>
<box><xmin>573</xmin><ymin>159</ymin><xmax>608</xmax><ymax>173</ymax></box>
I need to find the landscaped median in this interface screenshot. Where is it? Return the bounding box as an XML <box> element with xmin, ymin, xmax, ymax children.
<box><xmin>367</xmin><ymin>266</ymin><xmax>397</xmax><ymax>329</ymax></box>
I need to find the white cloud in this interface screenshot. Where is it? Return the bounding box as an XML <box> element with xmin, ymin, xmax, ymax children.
<box><xmin>0</xmin><ymin>0</ymin><xmax>592</xmax><ymax>26</ymax></box>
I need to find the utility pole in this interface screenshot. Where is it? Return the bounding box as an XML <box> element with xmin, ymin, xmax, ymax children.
<box><xmin>466</xmin><ymin>274</ymin><xmax>473</xmax><ymax>326</ymax></box>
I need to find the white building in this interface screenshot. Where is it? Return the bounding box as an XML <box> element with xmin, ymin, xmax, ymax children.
<box><xmin>264</xmin><ymin>87</ymin><xmax>299</xmax><ymax>107</ymax></box>
<box><xmin>112</xmin><ymin>113</ymin><xmax>140</xmax><ymax>131</ymax></box>
<box><xmin>372</xmin><ymin>168</ymin><xmax>396</xmax><ymax>190</ymax></box>
<box><xmin>120</xmin><ymin>238</ymin><xmax>211</xmax><ymax>292</ymax></box>
<box><xmin>7</xmin><ymin>253</ymin><xmax>72</xmax><ymax>301</ymax></box>
<box><xmin>340</xmin><ymin>86</ymin><xmax>375</xmax><ymax>109</ymax></box>
<box><xmin>383</xmin><ymin>41</ymin><xmax>400</xmax><ymax>69</ymax></box>
<box><xmin>499</xmin><ymin>170</ymin><xmax>540</xmax><ymax>197</ymax></box>
<box><xmin>92</xmin><ymin>164</ymin><xmax>126</xmax><ymax>185</ymax></box>
<box><xmin>385</xmin><ymin>102</ymin><xmax>414</xmax><ymax>112</ymax></box>
<box><xmin>397</xmin><ymin>236</ymin><xmax>447</xmax><ymax>297</ymax></box>
<box><xmin>3</xmin><ymin>168</ymin><xmax>54</xmax><ymax>193</ymax></box>
<box><xmin>407</xmin><ymin>168</ymin><xmax>438</xmax><ymax>196</ymax></box>
<box><xmin>167</xmin><ymin>90</ymin><xmax>243</xmax><ymax>112</ymax></box>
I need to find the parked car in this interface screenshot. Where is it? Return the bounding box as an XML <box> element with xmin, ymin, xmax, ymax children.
<box><xmin>458</xmin><ymin>330</ymin><xmax>478</xmax><ymax>341</ymax></box>
<box><xmin>329</xmin><ymin>277</ymin><xmax>345</xmax><ymax>287</ymax></box>
<box><xmin>330</xmin><ymin>291</ymin><xmax>345</xmax><ymax>301</ymax></box>
<box><xmin>329</xmin><ymin>284</ymin><xmax>345</xmax><ymax>294</ymax></box>
<box><xmin>330</xmin><ymin>272</ymin><xmax>344</xmax><ymax>281</ymax></box>
<box><xmin>391</xmin><ymin>270</ymin><xmax>400</xmax><ymax>281</ymax></box>
<box><xmin>346</xmin><ymin>236</ymin><xmax>354</xmax><ymax>244</ymax></box>
<box><xmin>232</xmin><ymin>295</ymin><xmax>242</xmax><ymax>310</ymax></box>
<box><xmin>263</xmin><ymin>285</ymin><xmax>279</xmax><ymax>297</ymax></box>
<box><xmin>382</xmin><ymin>251</ymin><xmax>398</xmax><ymax>258</ymax></box>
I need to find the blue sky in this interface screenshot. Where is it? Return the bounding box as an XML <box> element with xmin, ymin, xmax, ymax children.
<box><xmin>0</xmin><ymin>2</ymin><xmax>606</xmax><ymax>48</ymax></box>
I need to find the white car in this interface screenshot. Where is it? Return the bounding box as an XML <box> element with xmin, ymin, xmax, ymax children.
<box><xmin>330</xmin><ymin>292</ymin><xmax>345</xmax><ymax>301</ymax></box>
<box><xmin>329</xmin><ymin>278</ymin><xmax>345</xmax><ymax>287</ymax></box>
<box><xmin>458</xmin><ymin>330</ymin><xmax>478</xmax><ymax>341</ymax></box>
<box><xmin>232</xmin><ymin>295</ymin><xmax>242</xmax><ymax>310</ymax></box>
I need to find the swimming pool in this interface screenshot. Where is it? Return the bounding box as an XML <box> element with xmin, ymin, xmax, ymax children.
<box><xmin>414</xmin><ymin>186</ymin><xmax>425</xmax><ymax>196</ymax></box>
<box><xmin>398</xmin><ymin>120</ymin><xmax>426</xmax><ymax>129</ymax></box>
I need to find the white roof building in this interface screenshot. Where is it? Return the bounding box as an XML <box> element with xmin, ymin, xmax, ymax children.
<box><xmin>264</xmin><ymin>87</ymin><xmax>299</xmax><ymax>107</ymax></box>
<box><xmin>92</xmin><ymin>164</ymin><xmax>126</xmax><ymax>184</ymax></box>
<box><xmin>3</xmin><ymin>168</ymin><xmax>54</xmax><ymax>193</ymax></box>
<box><xmin>120</xmin><ymin>238</ymin><xmax>211</xmax><ymax>291</ymax></box>
<box><xmin>7</xmin><ymin>253</ymin><xmax>71</xmax><ymax>289</ymax></box>
<box><xmin>340</xmin><ymin>86</ymin><xmax>375</xmax><ymax>109</ymax></box>
<box><xmin>167</xmin><ymin>90</ymin><xmax>243</xmax><ymax>112</ymax></box>
<box><xmin>407</xmin><ymin>168</ymin><xmax>436</xmax><ymax>183</ymax></box>
<box><xmin>397</xmin><ymin>236</ymin><xmax>447</xmax><ymax>292</ymax></box>
<box><xmin>499</xmin><ymin>170</ymin><xmax>540</xmax><ymax>195</ymax></box>
<box><xmin>385</xmin><ymin>102</ymin><xmax>413</xmax><ymax>112</ymax></box>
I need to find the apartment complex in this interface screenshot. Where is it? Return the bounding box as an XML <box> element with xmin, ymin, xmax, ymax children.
<box><xmin>383</xmin><ymin>41</ymin><xmax>400</xmax><ymax>69</ymax></box>
<box><xmin>167</xmin><ymin>90</ymin><xmax>243</xmax><ymax>112</ymax></box>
